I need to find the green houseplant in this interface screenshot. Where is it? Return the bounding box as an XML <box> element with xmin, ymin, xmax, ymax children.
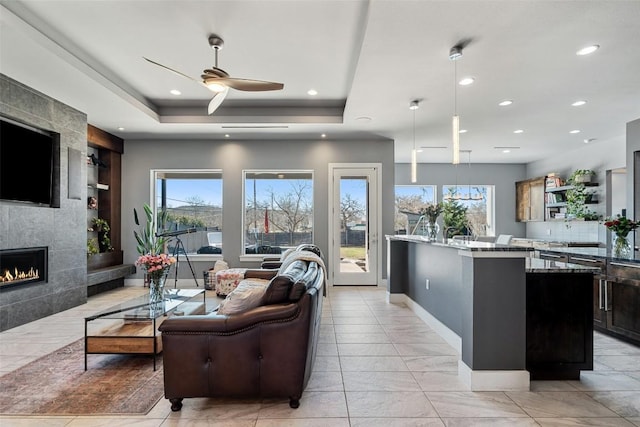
<box><xmin>565</xmin><ymin>169</ymin><xmax>598</xmax><ymax>220</ymax></box>
<box><xmin>91</xmin><ymin>217</ymin><xmax>113</xmax><ymax>252</ymax></box>
<box><xmin>133</xmin><ymin>203</ymin><xmax>170</xmax><ymax>256</ymax></box>
<box><xmin>568</xmin><ymin>169</ymin><xmax>595</xmax><ymax>185</ymax></box>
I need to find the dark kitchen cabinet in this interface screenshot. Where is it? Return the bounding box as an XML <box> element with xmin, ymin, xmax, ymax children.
<box><xmin>603</xmin><ymin>261</ymin><xmax>640</xmax><ymax>344</ymax></box>
<box><xmin>526</xmin><ymin>271</ymin><xmax>594</xmax><ymax>380</ymax></box>
<box><xmin>567</xmin><ymin>255</ymin><xmax>607</xmax><ymax>329</ymax></box>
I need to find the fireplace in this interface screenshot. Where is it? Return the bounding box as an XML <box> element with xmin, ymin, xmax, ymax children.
<box><xmin>0</xmin><ymin>247</ymin><xmax>48</xmax><ymax>289</ymax></box>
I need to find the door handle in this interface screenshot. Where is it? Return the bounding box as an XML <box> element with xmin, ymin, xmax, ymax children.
<box><xmin>604</xmin><ymin>280</ymin><xmax>609</xmax><ymax>312</ymax></box>
<box><xmin>598</xmin><ymin>279</ymin><xmax>604</xmax><ymax>310</ymax></box>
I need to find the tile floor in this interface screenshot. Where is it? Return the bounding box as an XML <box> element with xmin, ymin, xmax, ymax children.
<box><xmin>1</xmin><ymin>284</ymin><xmax>639</xmax><ymax>426</ymax></box>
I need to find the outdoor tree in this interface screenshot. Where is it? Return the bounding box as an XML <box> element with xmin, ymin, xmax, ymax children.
<box><xmin>267</xmin><ymin>180</ymin><xmax>313</xmax><ymax>244</ymax></box>
<box><xmin>340</xmin><ymin>193</ymin><xmax>365</xmax><ymax>245</ymax></box>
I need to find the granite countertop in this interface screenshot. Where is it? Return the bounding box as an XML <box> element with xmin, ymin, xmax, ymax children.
<box><xmin>538</xmin><ymin>246</ymin><xmax>640</xmax><ymax>265</ymax></box>
<box><xmin>526</xmin><ymin>257</ymin><xmax>601</xmax><ymax>273</ymax></box>
<box><xmin>386</xmin><ymin>235</ymin><xmax>533</xmax><ymax>252</ymax></box>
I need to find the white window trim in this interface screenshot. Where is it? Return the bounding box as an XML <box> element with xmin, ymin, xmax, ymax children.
<box><xmin>240</xmin><ymin>169</ymin><xmax>314</xmax><ymax>262</ymax></box>
<box><xmin>150</xmin><ymin>168</ymin><xmax>224</xmax><ymax>259</ymax></box>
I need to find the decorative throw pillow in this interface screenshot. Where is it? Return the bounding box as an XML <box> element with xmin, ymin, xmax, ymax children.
<box><xmin>261</xmin><ymin>274</ymin><xmax>295</xmax><ymax>305</ymax></box>
<box><xmin>217</xmin><ymin>278</ymin><xmax>269</xmax><ymax>315</ymax></box>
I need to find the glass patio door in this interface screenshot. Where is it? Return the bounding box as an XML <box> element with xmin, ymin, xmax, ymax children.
<box><xmin>330</xmin><ymin>166</ymin><xmax>379</xmax><ymax>286</ymax></box>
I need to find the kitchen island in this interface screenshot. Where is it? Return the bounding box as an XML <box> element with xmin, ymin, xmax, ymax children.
<box><xmin>386</xmin><ymin>235</ymin><xmax>598</xmax><ymax>390</ymax></box>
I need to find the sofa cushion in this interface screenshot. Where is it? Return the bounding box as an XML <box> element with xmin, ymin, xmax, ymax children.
<box><xmin>261</xmin><ymin>274</ymin><xmax>295</xmax><ymax>305</ymax></box>
<box><xmin>217</xmin><ymin>278</ymin><xmax>269</xmax><ymax>315</ymax></box>
<box><xmin>288</xmin><ymin>261</ymin><xmax>319</xmax><ymax>301</ymax></box>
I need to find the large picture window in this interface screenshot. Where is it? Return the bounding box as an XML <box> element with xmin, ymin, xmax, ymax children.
<box><xmin>243</xmin><ymin>171</ymin><xmax>313</xmax><ymax>256</ymax></box>
<box><xmin>152</xmin><ymin>170</ymin><xmax>223</xmax><ymax>257</ymax></box>
<box><xmin>442</xmin><ymin>185</ymin><xmax>495</xmax><ymax>237</ymax></box>
<box><xmin>394</xmin><ymin>185</ymin><xmax>437</xmax><ymax>234</ymax></box>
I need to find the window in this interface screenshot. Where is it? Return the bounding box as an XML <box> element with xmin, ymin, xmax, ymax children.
<box><xmin>442</xmin><ymin>185</ymin><xmax>495</xmax><ymax>237</ymax></box>
<box><xmin>243</xmin><ymin>171</ymin><xmax>313</xmax><ymax>256</ymax></box>
<box><xmin>394</xmin><ymin>185</ymin><xmax>437</xmax><ymax>234</ymax></box>
<box><xmin>153</xmin><ymin>170</ymin><xmax>223</xmax><ymax>257</ymax></box>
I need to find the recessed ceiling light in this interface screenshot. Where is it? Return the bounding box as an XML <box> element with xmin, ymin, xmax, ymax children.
<box><xmin>459</xmin><ymin>77</ymin><xmax>475</xmax><ymax>86</ymax></box>
<box><xmin>224</xmin><ymin>134</ymin><xmax>230</xmax><ymax>138</ymax></box>
<box><xmin>514</xmin><ymin>129</ymin><xmax>524</xmax><ymax>134</ymax></box>
<box><xmin>170</xmin><ymin>89</ymin><xmax>181</xmax><ymax>96</ymax></box>
<box><xmin>577</xmin><ymin>45</ymin><xmax>599</xmax><ymax>56</ymax></box>
<box><xmin>117</xmin><ymin>127</ymin><xmax>125</xmax><ymax>131</ymax></box>
<box><xmin>572</xmin><ymin>100</ymin><xmax>587</xmax><ymax>107</ymax></box>
<box><xmin>459</xmin><ymin>129</ymin><xmax>467</xmax><ymax>134</ymax></box>
<box><xmin>307</xmin><ymin>89</ymin><xmax>318</xmax><ymax>96</ymax></box>
<box><xmin>417</xmin><ymin>149</ymin><xmax>423</xmax><ymax>153</ymax></box>
<box><xmin>584</xmin><ymin>138</ymin><xmax>596</xmax><ymax>144</ymax></box>
<box><xmin>498</xmin><ymin>100</ymin><xmax>513</xmax><ymax>106</ymax></box>
<box><xmin>356</xmin><ymin>116</ymin><xmax>372</xmax><ymax>122</ymax></box>
<box><xmin>569</xmin><ymin>129</ymin><xmax>581</xmax><ymax>134</ymax></box>
<box><xmin>502</xmin><ymin>149</ymin><xmax>511</xmax><ymax>153</ymax></box>
<box><xmin>321</xmin><ymin>133</ymin><xmax>326</xmax><ymax>138</ymax></box>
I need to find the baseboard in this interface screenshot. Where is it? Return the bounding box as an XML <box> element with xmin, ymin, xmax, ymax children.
<box><xmin>458</xmin><ymin>361</ymin><xmax>530</xmax><ymax>391</ymax></box>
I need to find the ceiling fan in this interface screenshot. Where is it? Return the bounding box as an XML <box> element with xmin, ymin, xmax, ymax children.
<box><xmin>144</xmin><ymin>34</ymin><xmax>284</xmax><ymax>114</ymax></box>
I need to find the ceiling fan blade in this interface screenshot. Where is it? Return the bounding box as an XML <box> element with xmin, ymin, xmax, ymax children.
<box><xmin>211</xmin><ymin>77</ymin><xmax>284</xmax><ymax>92</ymax></box>
<box><xmin>207</xmin><ymin>87</ymin><xmax>229</xmax><ymax>115</ymax></box>
<box><xmin>143</xmin><ymin>57</ymin><xmax>201</xmax><ymax>84</ymax></box>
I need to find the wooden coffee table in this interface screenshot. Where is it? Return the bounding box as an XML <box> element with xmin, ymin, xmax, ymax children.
<box><xmin>84</xmin><ymin>288</ymin><xmax>205</xmax><ymax>370</ymax></box>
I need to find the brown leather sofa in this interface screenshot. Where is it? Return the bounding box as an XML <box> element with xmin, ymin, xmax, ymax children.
<box><xmin>158</xmin><ymin>254</ymin><xmax>325</xmax><ymax>411</ymax></box>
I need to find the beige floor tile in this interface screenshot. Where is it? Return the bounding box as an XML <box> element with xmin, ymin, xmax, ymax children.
<box><xmin>350</xmin><ymin>418</ymin><xmax>444</xmax><ymax>427</ymax></box>
<box><xmin>258</xmin><ymin>392</ymin><xmax>348</xmax><ymax>418</ymax></box>
<box><xmin>312</xmin><ymin>356</ymin><xmax>340</xmax><ymax>371</ymax></box>
<box><xmin>413</xmin><ymin>371</ymin><xmax>470</xmax><ymax>392</ymax></box>
<box><xmin>332</xmin><ymin>323</ymin><xmax>385</xmax><ymax>334</ymax></box>
<box><xmin>442</xmin><ymin>418</ymin><xmax>538</xmax><ymax>426</ymax></box>
<box><xmin>427</xmin><ymin>391</ymin><xmax>529</xmax><ymax>418</ymax></box>
<box><xmin>335</xmin><ymin>332</ymin><xmax>390</xmax><ymax>343</ymax></box>
<box><xmin>346</xmin><ymin>391</ymin><xmax>438</xmax><ymax>417</ymax></box>
<box><xmin>339</xmin><ymin>355</ymin><xmax>408</xmax><ymax>371</ymax></box>
<box><xmin>338</xmin><ymin>343</ymin><xmax>399</xmax><ymax>356</ymax></box>
<box><xmin>570</xmin><ymin>372</ymin><xmax>640</xmax><ymax>391</ymax></box>
<box><xmin>394</xmin><ymin>342</ymin><xmax>459</xmax><ymax>356</ymax></box>
<box><xmin>534</xmin><ymin>418</ymin><xmax>636</xmax><ymax>426</ymax></box>
<box><xmin>342</xmin><ymin>371</ymin><xmax>421</xmax><ymax>391</ymax></box>
<box><xmin>305</xmin><ymin>370</ymin><xmax>344</xmax><ymax>391</ymax></box>
<box><xmin>589</xmin><ymin>391</ymin><xmax>640</xmax><ymax>417</ymax></box>
<box><xmin>403</xmin><ymin>355</ymin><xmax>459</xmax><ymax>372</ymax></box>
<box><xmin>506</xmin><ymin>391</ymin><xmax>619</xmax><ymax>418</ymax></box>
<box><xmin>596</xmin><ymin>355</ymin><xmax>640</xmax><ymax>372</ymax></box>
<box><xmin>256</xmin><ymin>419</ymin><xmax>350</xmax><ymax>427</ymax></box>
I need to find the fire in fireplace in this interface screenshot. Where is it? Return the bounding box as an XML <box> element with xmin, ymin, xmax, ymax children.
<box><xmin>0</xmin><ymin>247</ymin><xmax>48</xmax><ymax>289</ymax></box>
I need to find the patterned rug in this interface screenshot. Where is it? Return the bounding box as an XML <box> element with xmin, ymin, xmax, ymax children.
<box><xmin>0</xmin><ymin>339</ymin><xmax>165</xmax><ymax>415</ymax></box>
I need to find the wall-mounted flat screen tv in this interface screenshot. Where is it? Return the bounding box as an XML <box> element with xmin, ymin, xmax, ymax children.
<box><xmin>0</xmin><ymin>117</ymin><xmax>55</xmax><ymax>206</ymax></box>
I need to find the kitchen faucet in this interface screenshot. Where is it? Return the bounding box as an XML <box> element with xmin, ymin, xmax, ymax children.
<box><xmin>442</xmin><ymin>227</ymin><xmax>458</xmax><ymax>244</ymax></box>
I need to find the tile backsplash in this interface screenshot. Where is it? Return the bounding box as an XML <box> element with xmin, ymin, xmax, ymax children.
<box><xmin>526</xmin><ymin>220</ymin><xmax>607</xmax><ymax>244</ymax></box>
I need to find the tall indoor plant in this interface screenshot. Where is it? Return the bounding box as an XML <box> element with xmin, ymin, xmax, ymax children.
<box><xmin>133</xmin><ymin>204</ymin><xmax>173</xmax><ymax>302</ymax></box>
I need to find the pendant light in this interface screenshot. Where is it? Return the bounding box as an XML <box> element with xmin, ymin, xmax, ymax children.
<box><xmin>410</xmin><ymin>100</ymin><xmax>420</xmax><ymax>183</ymax></box>
<box><xmin>450</xmin><ymin>45</ymin><xmax>463</xmax><ymax>165</ymax></box>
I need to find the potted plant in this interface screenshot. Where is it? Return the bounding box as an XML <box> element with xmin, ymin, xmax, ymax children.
<box><xmin>568</xmin><ymin>169</ymin><xmax>595</xmax><ymax>185</ymax></box>
<box><xmin>91</xmin><ymin>217</ymin><xmax>113</xmax><ymax>252</ymax></box>
<box><xmin>87</xmin><ymin>238</ymin><xmax>99</xmax><ymax>257</ymax></box>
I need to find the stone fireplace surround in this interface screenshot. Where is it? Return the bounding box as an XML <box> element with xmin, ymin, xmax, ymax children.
<box><xmin>0</xmin><ymin>74</ymin><xmax>88</xmax><ymax>331</ymax></box>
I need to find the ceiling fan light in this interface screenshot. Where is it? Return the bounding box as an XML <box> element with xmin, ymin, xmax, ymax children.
<box><xmin>206</xmin><ymin>81</ymin><xmax>227</xmax><ymax>93</ymax></box>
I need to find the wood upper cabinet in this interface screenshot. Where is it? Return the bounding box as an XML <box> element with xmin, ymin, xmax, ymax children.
<box><xmin>516</xmin><ymin>177</ymin><xmax>545</xmax><ymax>222</ymax></box>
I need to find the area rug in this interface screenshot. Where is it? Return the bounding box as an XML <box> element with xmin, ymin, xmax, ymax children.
<box><xmin>0</xmin><ymin>339</ymin><xmax>165</xmax><ymax>415</ymax></box>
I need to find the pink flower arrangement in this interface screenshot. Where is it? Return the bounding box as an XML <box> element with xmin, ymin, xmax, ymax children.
<box><xmin>136</xmin><ymin>253</ymin><xmax>176</xmax><ymax>281</ymax></box>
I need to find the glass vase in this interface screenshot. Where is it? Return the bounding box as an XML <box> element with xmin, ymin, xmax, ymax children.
<box><xmin>426</xmin><ymin>222</ymin><xmax>439</xmax><ymax>242</ymax></box>
<box><xmin>613</xmin><ymin>234</ymin><xmax>631</xmax><ymax>259</ymax></box>
<box><xmin>149</xmin><ymin>272</ymin><xmax>167</xmax><ymax>306</ymax></box>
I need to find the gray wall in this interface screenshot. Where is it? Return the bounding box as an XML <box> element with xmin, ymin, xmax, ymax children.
<box><xmin>0</xmin><ymin>74</ymin><xmax>88</xmax><ymax>331</ymax></box>
<box><xmin>395</xmin><ymin>162</ymin><xmax>527</xmax><ymax>238</ymax></box>
<box><xmin>121</xmin><ymin>138</ymin><xmax>395</xmax><ymax>279</ymax></box>
<box><xmin>627</xmin><ymin>118</ymin><xmax>640</xmax><ymax>250</ymax></box>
